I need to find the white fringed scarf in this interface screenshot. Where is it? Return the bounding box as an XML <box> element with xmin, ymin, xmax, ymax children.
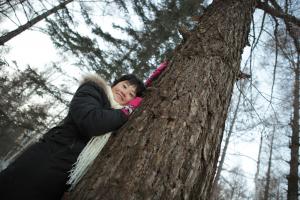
<box><xmin>67</xmin><ymin>75</ymin><xmax>123</xmax><ymax>190</ymax></box>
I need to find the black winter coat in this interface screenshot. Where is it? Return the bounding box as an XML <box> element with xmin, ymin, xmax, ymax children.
<box><xmin>0</xmin><ymin>75</ymin><xmax>127</xmax><ymax>200</ymax></box>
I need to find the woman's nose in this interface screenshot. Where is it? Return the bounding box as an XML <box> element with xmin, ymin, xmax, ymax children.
<box><xmin>120</xmin><ymin>90</ymin><xmax>126</xmax><ymax>98</ymax></box>
<box><xmin>124</xmin><ymin>91</ymin><xmax>130</xmax><ymax>98</ymax></box>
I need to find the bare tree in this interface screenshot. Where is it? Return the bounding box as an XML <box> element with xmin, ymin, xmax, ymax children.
<box><xmin>288</xmin><ymin>49</ymin><xmax>300</xmax><ymax>200</ymax></box>
<box><xmin>256</xmin><ymin>1</ymin><xmax>300</xmax><ymax>199</ymax></box>
<box><xmin>285</xmin><ymin>13</ymin><xmax>300</xmax><ymax>200</ymax></box>
<box><xmin>211</xmin><ymin>81</ymin><xmax>245</xmax><ymax>199</ymax></box>
<box><xmin>218</xmin><ymin>166</ymin><xmax>249</xmax><ymax>200</ymax></box>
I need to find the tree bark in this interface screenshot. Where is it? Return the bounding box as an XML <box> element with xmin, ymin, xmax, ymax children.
<box><xmin>70</xmin><ymin>0</ymin><xmax>256</xmax><ymax>199</ymax></box>
<box><xmin>288</xmin><ymin>54</ymin><xmax>299</xmax><ymax>200</ymax></box>
<box><xmin>0</xmin><ymin>0</ymin><xmax>74</xmax><ymax>45</ymax></box>
<box><xmin>283</xmin><ymin>4</ymin><xmax>300</xmax><ymax>200</ymax></box>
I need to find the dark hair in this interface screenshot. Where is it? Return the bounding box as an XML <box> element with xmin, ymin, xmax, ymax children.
<box><xmin>112</xmin><ymin>74</ymin><xmax>146</xmax><ymax>97</ymax></box>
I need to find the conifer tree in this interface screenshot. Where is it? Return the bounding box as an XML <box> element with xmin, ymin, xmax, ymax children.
<box><xmin>46</xmin><ymin>0</ymin><xmax>205</xmax><ymax>80</ymax></box>
<box><xmin>69</xmin><ymin>0</ymin><xmax>256</xmax><ymax>199</ymax></box>
<box><xmin>0</xmin><ymin>62</ymin><xmax>69</xmax><ymax>170</ymax></box>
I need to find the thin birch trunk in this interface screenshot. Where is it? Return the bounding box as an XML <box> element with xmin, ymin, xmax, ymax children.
<box><xmin>263</xmin><ymin>126</ymin><xmax>275</xmax><ymax>200</ymax></box>
<box><xmin>254</xmin><ymin>129</ymin><xmax>264</xmax><ymax>200</ymax></box>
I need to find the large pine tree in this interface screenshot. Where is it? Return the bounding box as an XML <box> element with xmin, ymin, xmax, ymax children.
<box><xmin>69</xmin><ymin>0</ymin><xmax>256</xmax><ymax>199</ymax></box>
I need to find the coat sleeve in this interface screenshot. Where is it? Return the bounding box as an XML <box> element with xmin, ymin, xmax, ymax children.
<box><xmin>69</xmin><ymin>82</ymin><xmax>127</xmax><ymax>138</ymax></box>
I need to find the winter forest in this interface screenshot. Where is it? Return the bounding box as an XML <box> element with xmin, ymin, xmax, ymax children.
<box><xmin>0</xmin><ymin>0</ymin><xmax>299</xmax><ymax>199</ymax></box>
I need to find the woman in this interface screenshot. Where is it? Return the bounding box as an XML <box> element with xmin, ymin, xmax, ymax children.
<box><xmin>0</xmin><ymin>74</ymin><xmax>145</xmax><ymax>200</ymax></box>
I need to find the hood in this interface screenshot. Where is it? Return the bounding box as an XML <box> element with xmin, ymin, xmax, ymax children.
<box><xmin>80</xmin><ymin>74</ymin><xmax>122</xmax><ymax>109</ymax></box>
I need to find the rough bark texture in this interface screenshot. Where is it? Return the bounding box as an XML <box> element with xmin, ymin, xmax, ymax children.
<box><xmin>286</xmin><ymin>11</ymin><xmax>300</xmax><ymax>200</ymax></box>
<box><xmin>70</xmin><ymin>0</ymin><xmax>255</xmax><ymax>199</ymax></box>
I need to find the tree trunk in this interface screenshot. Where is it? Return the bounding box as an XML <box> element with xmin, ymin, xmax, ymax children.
<box><xmin>258</xmin><ymin>2</ymin><xmax>300</xmax><ymax>199</ymax></box>
<box><xmin>254</xmin><ymin>129</ymin><xmax>264</xmax><ymax>200</ymax></box>
<box><xmin>0</xmin><ymin>0</ymin><xmax>74</xmax><ymax>45</ymax></box>
<box><xmin>70</xmin><ymin>0</ymin><xmax>255</xmax><ymax>199</ymax></box>
<box><xmin>286</xmin><ymin>13</ymin><xmax>300</xmax><ymax>200</ymax></box>
<box><xmin>263</xmin><ymin>126</ymin><xmax>275</xmax><ymax>200</ymax></box>
<box><xmin>288</xmin><ymin>54</ymin><xmax>299</xmax><ymax>200</ymax></box>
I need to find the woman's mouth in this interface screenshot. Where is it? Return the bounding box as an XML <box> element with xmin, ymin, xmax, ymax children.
<box><xmin>117</xmin><ymin>93</ymin><xmax>124</xmax><ymax>101</ymax></box>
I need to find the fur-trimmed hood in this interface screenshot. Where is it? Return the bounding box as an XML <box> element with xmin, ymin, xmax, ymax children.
<box><xmin>67</xmin><ymin>74</ymin><xmax>124</xmax><ymax>189</ymax></box>
<box><xmin>80</xmin><ymin>74</ymin><xmax>122</xmax><ymax>109</ymax></box>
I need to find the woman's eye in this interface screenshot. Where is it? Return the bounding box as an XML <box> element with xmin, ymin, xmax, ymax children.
<box><xmin>123</xmin><ymin>84</ymin><xmax>127</xmax><ymax>89</ymax></box>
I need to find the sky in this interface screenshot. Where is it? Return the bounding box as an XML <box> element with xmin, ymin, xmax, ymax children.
<box><xmin>5</xmin><ymin>27</ymin><xmax>58</xmax><ymax>68</ymax></box>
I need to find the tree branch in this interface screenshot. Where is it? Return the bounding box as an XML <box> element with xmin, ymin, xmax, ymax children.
<box><xmin>256</xmin><ymin>0</ymin><xmax>300</xmax><ymax>27</ymax></box>
<box><xmin>0</xmin><ymin>0</ymin><xmax>74</xmax><ymax>45</ymax></box>
<box><xmin>270</xmin><ymin>15</ymin><xmax>279</xmax><ymax>103</ymax></box>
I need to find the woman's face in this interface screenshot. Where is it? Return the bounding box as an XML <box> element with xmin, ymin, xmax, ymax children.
<box><xmin>111</xmin><ymin>80</ymin><xmax>137</xmax><ymax>105</ymax></box>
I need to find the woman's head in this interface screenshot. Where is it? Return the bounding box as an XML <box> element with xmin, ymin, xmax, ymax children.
<box><xmin>111</xmin><ymin>74</ymin><xmax>145</xmax><ymax>105</ymax></box>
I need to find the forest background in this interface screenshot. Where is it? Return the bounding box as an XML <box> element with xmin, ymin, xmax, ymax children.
<box><xmin>0</xmin><ymin>0</ymin><xmax>299</xmax><ymax>199</ymax></box>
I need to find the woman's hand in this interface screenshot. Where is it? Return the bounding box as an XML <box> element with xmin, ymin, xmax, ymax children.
<box><xmin>145</xmin><ymin>61</ymin><xmax>169</xmax><ymax>87</ymax></box>
<box><xmin>121</xmin><ymin>97</ymin><xmax>143</xmax><ymax>116</ymax></box>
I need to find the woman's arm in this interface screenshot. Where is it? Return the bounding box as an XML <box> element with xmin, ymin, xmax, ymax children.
<box><xmin>69</xmin><ymin>82</ymin><xmax>127</xmax><ymax>138</ymax></box>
